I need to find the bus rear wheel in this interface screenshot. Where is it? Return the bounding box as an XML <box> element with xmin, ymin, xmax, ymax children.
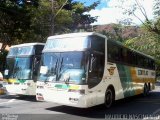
<box><xmin>104</xmin><ymin>88</ymin><xmax>114</xmax><ymax>108</ymax></box>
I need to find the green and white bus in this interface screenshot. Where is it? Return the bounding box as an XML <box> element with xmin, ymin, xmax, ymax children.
<box><xmin>4</xmin><ymin>43</ymin><xmax>44</xmax><ymax>96</ymax></box>
<box><xmin>36</xmin><ymin>32</ymin><xmax>155</xmax><ymax>108</ymax></box>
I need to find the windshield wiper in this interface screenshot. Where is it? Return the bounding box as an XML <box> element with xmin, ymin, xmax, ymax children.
<box><xmin>44</xmin><ymin>58</ymin><xmax>58</xmax><ymax>83</ymax></box>
<box><xmin>59</xmin><ymin>57</ymin><xmax>63</xmax><ymax>76</ymax></box>
<box><xmin>60</xmin><ymin>57</ymin><xmax>71</xmax><ymax>84</ymax></box>
<box><xmin>48</xmin><ymin>58</ymin><xmax>57</xmax><ymax>76</ymax></box>
<box><xmin>55</xmin><ymin>58</ymin><xmax>60</xmax><ymax>81</ymax></box>
<box><xmin>12</xmin><ymin>60</ymin><xmax>18</xmax><ymax>78</ymax></box>
<box><xmin>56</xmin><ymin>57</ymin><xmax>63</xmax><ymax>81</ymax></box>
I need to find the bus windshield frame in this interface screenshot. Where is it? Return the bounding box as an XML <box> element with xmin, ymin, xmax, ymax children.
<box><xmin>43</xmin><ymin>36</ymin><xmax>90</xmax><ymax>52</ymax></box>
<box><xmin>8</xmin><ymin>46</ymin><xmax>34</xmax><ymax>56</ymax></box>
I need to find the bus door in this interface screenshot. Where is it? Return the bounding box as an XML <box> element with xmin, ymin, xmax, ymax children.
<box><xmin>87</xmin><ymin>52</ymin><xmax>104</xmax><ymax>105</ymax></box>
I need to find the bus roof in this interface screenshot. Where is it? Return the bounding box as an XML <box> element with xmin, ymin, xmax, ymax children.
<box><xmin>47</xmin><ymin>32</ymin><xmax>154</xmax><ymax>60</ymax></box>
<box><xmin>10</xmin><ymin>43</ymin><xmax>45</xmax><ymax>48</ymax></box>
<box><xmin>47</xmin><ymin>32</ymin><xmax>106</xmax><ymax>39</ymax></box>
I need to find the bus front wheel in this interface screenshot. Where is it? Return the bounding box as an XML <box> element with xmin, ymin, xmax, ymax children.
<box><xmin>104</xmin><ymin>88</ymin><xmax>114</xmax><ymax>108</ymax></box>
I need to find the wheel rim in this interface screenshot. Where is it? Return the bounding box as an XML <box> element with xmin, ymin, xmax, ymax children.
<box><xmin>105</xmin><ymin>90</ymin><xmax>113</xmax><ymax>108</ymax></box>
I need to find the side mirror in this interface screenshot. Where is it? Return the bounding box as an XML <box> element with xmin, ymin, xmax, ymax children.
<box><xmin>33</xmin><ymin>57</ymin><xmax>40</xmax><ymax>71</ymax></box>
<box><xmin>33</xmin><ymin>57</ymin><xmax>40</xmax><ymax>81</ymax></box>
<box><xmin>89</xmin><ymin>54</ymin><xmax>95</xmax><ymax>72</ymax></box>
<box><xmin>33</xmin><ymin>58</ymin><xmax>37</xmax><ymax>72</ymax></box>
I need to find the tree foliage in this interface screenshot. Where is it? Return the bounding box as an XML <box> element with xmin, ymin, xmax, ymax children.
<box><xmin>96</xmin><ymin>24</ymin><xmax>123</xmax><ymax>42</ymax></box>
<box><xmin>153</xmin><ymin>0</ymin><xmax>160</xmax><ymax>17</ymax></box>
<box><xmin>0</xmin><ymin>0</ymin><xmax>35</xmax><ymax>46</ymax></box>
<box><xmin>114</xmin><ymin>0</ymin><xmax>160</xmax><ymax>56</ymax></box>
<box><xmin>0</xmin><ymin>0</ymin><xmax>99</xmax><ymax>47</ymax></box>
<box><xmin>95</xmin><ymin>24</ymin><xmax>141</xmax><ymax>43</ymax></box>
<box><xmin>112</xmin><ymin>0</ymin><xmax>160</xmax><ymax>75</ymax></box>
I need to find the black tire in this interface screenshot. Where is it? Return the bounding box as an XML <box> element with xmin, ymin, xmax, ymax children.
<box><xmin>143</xmin><ymin>84</ymin><xmax>149</xmax><ymax>96</ymax></box>
<box><xmin>104</xmin><ymin>88</ymin><xmax>114</xmax><ymax>108</ymax></box>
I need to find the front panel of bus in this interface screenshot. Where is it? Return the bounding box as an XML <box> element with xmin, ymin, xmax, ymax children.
<box><xmin>36</xmin><ymin>34</ymin><xmax>106</xmax><ymax>107</ymax></box>
<box><xmin>4</xmin><ymin>44</ymin><xmax>44</xmax><ymax>95</ymax></box>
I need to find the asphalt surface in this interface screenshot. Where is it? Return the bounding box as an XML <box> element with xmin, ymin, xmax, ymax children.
<box><xmin>0</xmin><ymin>85</ymin><xmax>160</xmax><ymax>120</ymax></box>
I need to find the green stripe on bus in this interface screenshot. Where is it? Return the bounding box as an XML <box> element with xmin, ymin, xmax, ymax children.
<box><xmin>17</xmin><ymin>79</ymin><xmax>27</xmax><ymax>83</ymax></box>
<box><xmin>55</xmin><ymin>84</ymin><xmax>70</xmax><ymax>89</ymax></box>
<box><xmin>117</xmin><ymin>64</ymin><xmax>135</xmax><ymax>97</ymax></box>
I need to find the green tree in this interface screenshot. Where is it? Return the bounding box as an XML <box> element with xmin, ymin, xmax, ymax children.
<box><xmin>0</xmin><ymin>0</ymin><xmax>38</xmax><ymax>46</ymax></box>
<box><xmin>96</xmin><ymin>24</ymin><xmax>123</xmax><ymax>42</ymax></box>
<box><xmin>113</xmin><ymin>0</ymin><xmax>160</xmax><ymax>75</ymax></box>
<box><xmin>113</xmin><ymin>0</ymin><xmax>160</xmax><ymax>55</ymax></box>
<box><xmin>0</xmin><ymin>0</ymin><xmax>99</xmax><ymax>45</ymax></box>
<box><xmin>153</xmin><ymin>0</ymin><xmax>160</xmax><ymax>17</ymax></box>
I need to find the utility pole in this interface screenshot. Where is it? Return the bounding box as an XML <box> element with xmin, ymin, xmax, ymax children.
<box><xmin>50</xmin><ymin>0</ymin><xmax>68</xmax><ymax>35</ymax></box>
<box><xmin>50</xmin><ymin>0</ymin><xmax>54</xmax><ymax>35</ymax></box>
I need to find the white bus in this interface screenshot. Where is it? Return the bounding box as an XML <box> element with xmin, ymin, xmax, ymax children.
<box><xmin>36</xmin><ymin>32</ymin><xmax>155</xmax><ymax>108</ymax></box>
<box><xmin>4</xmin><ymin>43</ymin><xmax>45</xmax><ymax>96</ymax></box>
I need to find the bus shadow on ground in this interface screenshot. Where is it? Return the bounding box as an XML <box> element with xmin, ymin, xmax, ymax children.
<box><xmin>15</xmin><ymin>95</ymin><xmax>38</xmax><ymax>102</ymax></box>
<box><xmin>0</xmin><ymin>95</ymin><xmax>17</xmax><ymax>99</ymax></box>
<box><xmin>46</xmin><ymin>91</ymin><xmax>160</xmax><ymax>119</ymax></box>
<box><xmin>0</xmin><ymin>106</ymin><xmax>11</xmax><ymax>109</ymax></box>
<box><xmin>0</xmin><ymin>95</ymin><xmax>38</xmax><ymax>102</ymax></box>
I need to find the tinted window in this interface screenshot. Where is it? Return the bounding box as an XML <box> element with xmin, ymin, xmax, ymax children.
<box><xmin>90</xmin><ymin>35</ymin><xmax>105</xmax><ymax>53</ymax></box>
<box><xmin>35</xmin><ymin>45</ymin><xmax>44</xmax><ymax>55</ymax></box>
<box><xmin>107</xmin><ymin>40</ymin><xmax>155</xmax><ymax>70</ymax></box>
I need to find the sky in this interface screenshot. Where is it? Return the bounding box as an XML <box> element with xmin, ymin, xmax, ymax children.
<box><xmin>74</xmin><ymin>0</ymin><xmax>154</xmax><ymax>25</ymax></box>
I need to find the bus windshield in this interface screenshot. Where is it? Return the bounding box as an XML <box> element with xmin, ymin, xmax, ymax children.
<box><xmin>39</xmin><ymin>52</ymin><xmax>87</xmax><ymax>84</ymax></box>
<box><xmin>5</xmin><ymin>57</ymin><xmax>32</xmax><ymax>79</ymax></box>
